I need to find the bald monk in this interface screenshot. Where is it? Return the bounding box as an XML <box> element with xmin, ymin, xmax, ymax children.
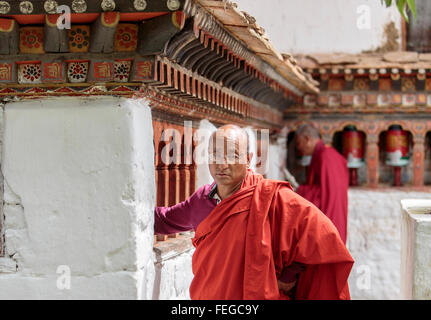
<box><xmin>155</xmin><ymin>125</ymin><xmax>354</xmax><ymax>300</ymax></box>
<box><xmin>295</xmin><ymin>124</ymin><xmax>349</xmax><ymax>243</ymax></box>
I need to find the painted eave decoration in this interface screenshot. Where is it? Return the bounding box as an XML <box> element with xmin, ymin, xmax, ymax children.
<box><xmin>287</xmin><ymin>51</ymin><xmax>431</xmax><ymax>114</ymax></box>
<box><xmin>0</xmin><ymin>0</ymin><xmax>319</xmax><ymax>127</ymax></box>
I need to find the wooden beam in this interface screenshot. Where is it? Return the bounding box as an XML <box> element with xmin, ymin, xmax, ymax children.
<box><xmin>138</xmin><ymin>11</ymin><xmax>185</xmax><ymax>55</ymax></box>
<box><xmin>1</xmin><ymin>0</ymin><xmax>185</xmax><ymax>14</ymax></box>
<box><xmin>89</xmin><ymin>12</ymin><xmax>120</xmax><ymax>53</ymax></box>
<box><xmin>44</xmin><ymin>15</ymin><xmax>69</xmax><ymax>53</ymax></box>
<box><xmin>0</xmin><ymin>18</ymin><xmax>18</xmax><ymax>55</ymax></box>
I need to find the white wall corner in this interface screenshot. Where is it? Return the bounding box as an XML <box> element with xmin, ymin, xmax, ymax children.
<box><xmin>0</xmin><ymin>97</ymin><xmax>156</xmax><ymax>299</ymax></box>
<box><xmin>400</xmin><ymin>199</ymin><xmax>431</xmax><ymax>300</ymax></box>
<box><xmin>195</xmin><ymin>120</ymin><xmax>217</xmax><ymax>190</ymax></box>
<box><xmin>0</xmin><ymin>257</ymin><xmax>17</xmax><ymax>274</ymax></box>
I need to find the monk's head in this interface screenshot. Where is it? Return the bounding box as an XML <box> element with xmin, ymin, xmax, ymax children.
<box><xmin>208</xmin><ymin>125</ymin><xmax>253</xmax><ymax>190</ymax></box>
<box><xmin>295</xmin><ymin>124</ymin><xmax>321</xmax><ymax>156</ymax></box>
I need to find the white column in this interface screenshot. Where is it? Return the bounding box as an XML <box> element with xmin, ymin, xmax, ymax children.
<box><xmin>400</xmin><ymin>199</ymin><xmax>431</xmax><ymax>300</ymax></box>
<box><xmin>265</xmin><ymin>127</ymin><xmax>288</xmax><ymax>180</ymax></box>
<box><xmin>194</xmin><ymin>120</ymin><xmax>217</xmax><ymax>190</ymax></box>
<box><xmin>0</xmin><ymin>97</ymin><xmax>156</xmax><ymax>299</ymax></box>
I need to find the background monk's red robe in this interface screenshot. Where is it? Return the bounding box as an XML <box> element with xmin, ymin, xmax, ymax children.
<box><xmin>297</xmin><ymin>141</ymin><xmax>349</xmax><ymax>243</ymax></box>
<box><xmin>190</xmin><ymin>170</ymin><xmax>354</xmax><ymax>300</ymax></box>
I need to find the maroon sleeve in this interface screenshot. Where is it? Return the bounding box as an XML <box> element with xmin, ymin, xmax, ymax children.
<box><xmin>154</xmin><ymin>185</ymin><xmax>216</xmax><ymax>235</ymax></box>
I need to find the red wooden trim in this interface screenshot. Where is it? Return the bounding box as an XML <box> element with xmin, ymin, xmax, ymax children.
<box><xmin>15</xmin><ymin>60</ymin><xmax>41</xmax><ymax>64</ymax></box>
<box><xmin>180</xmin><ymin>71</ymin><xmax>185</xmax><ymax>92</ymax></box>
<box><xmin>191</xmin><ymin>78</ymin><xmax>196</xmax><ymax>97</ymax></box>
<box><xmin>197</xmin><ymin>80</ymin><xmax>202</xmax><ymax>99</ymax></box>
<box><xmin>186</xmin><ymin>74</ymin><xmax>191</xmax><ymax>95</ymax></box>
<box><xmin>202</xmin><ymin>83</ymin><xmax>207</xmax><ymax>101</ymax></box>
<box><xmin>173</xmin><ymin>68</ymin><xmax>179</xmax><ymax>91</ymax></box>
<box><xmin>6</xmin><ymin>12</ymin><xmax>168</xmax><ymax>25</ymax></box>
<box><xmin>166</xmin><ymin>64</ymin><xmax>172</xmax><ymax>88</ymax></box>
<box><xmin>157</xmin><ymin>234</ymin><xmax>169</xmax><ymax>241</ymax></box>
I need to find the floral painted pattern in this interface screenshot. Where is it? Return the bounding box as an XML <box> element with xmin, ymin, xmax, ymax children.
<box><xmin>67</xmin><ymin>61</ymin><xmax>88</xmax><ymax>83</ymax></box>
<box><xmin>114</xmin><ymin>24</ymin><xmax>139</xmax><ymax>52</ymax></box>
<box><xmin>68</xmin><ymin>26</ymin><xmax>90</xmax><ymax>53</ymax></box>
<box><xmin>114</xmin><ymin>60</ymin><xmax>132</xmax><ymax>82</ymax></box>
<box><xmin>18</xmin><ymin>63</ymin><xmax>42</xmax><ymax>84</ymax></box>
<box><xmin>19</xmin><ymin>27</ymin><xmax>44</xmax><ymax>54</ymax></box>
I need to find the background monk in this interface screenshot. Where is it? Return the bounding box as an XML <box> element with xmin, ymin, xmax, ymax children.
<box><xmin>295</xmin><ymin>124</ymin><xmax>350</xmax><ymax>243</ymax></box>
<box><xmin>155</xmin><ymin>125</ymin><xmax>354</xmax><ymax>300</ymax></box>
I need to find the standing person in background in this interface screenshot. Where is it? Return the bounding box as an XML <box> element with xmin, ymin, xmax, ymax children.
<box><xmin>295</xmin><ymin>124</ymin><xmax>350</xmax><ymax>244</ymax></box>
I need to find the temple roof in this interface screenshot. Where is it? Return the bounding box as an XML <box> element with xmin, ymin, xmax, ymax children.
<box><xmin>191</xmin><ymin>0</ymin><xmax>319</xmax><ymax>93</ymax></box>
<box><xmin>295</xmin><ymin>51</ymin><xmax>431</xmax><ymax>72</ymax></box>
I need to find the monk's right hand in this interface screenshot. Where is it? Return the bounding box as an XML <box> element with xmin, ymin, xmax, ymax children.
<box><xmin>277</xmin><ymin>280</ymin><xmax>296</xmax><ymax>294</ymax></box>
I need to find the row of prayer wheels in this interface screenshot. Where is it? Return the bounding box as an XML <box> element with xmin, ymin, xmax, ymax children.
<box><xmin>297</xmin><ymin>125</ymin><xmax>410</xmax><ymax>187</ymax></box>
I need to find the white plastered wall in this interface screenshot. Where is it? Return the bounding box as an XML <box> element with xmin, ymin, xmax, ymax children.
<box><xmin>234</xmin><ymin>0</ymin><xmax>402</xmax><ymax>54</ymax></box>
<box><xmin>0</xmin><ymin>97</ymin><xmax>156</xmax><ymax>299</ymax></box>
<box><xmin>347</xmin><ymin>189</ymin><xmax>431</xmax><ymax>300</ymax></box>
<box><xmin>400</xmin><ymin>200</ymin><xmax>431</xmax><ymax>300</ymax></box>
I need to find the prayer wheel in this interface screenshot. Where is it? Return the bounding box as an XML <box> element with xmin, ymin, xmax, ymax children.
<box><xmin>385</xmin><ymin>125</ymin><xmax>410</xmax><ymax>187</ymax></box>
<box><xmin>342</xmin><ymin>126</ymin><xmax>365</xmax><ymax>186</ymax></box>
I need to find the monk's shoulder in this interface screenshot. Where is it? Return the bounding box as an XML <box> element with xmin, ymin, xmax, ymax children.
<box><xmin>321</xmin><ymin>145</ymin><xmax>346</xmax><ymax>162</ymax></box>
<box><xmin>274</xmin><ymin>187</ymin><xmax>338</xmax><ymax>233</ymax></box>
<box><xmin>273</xmin><ymin>183</ymin><xmax>324</xmax><ymax>218</ymax></box>
<box><xmin>261</xmin><ymin>179</ymin><xmax>312</xmax><ymax>209</ymax></box>
<box><xmin>260</xmin><ymin>178</ymin><xmax>317</xmax><ymax>210</ymax></box>
<box><xmin>276</xmin><ymin>185</ymin><xmax>314</xmax><ymax>207</ymax></box>
<box><xmin>188</xmin><ymin>183</ymin><xmax>213</xmax><ymax>201</ymax></box>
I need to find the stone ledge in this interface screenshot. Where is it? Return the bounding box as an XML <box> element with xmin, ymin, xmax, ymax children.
<box><xmin>0</xmin><ymin>257</ymin><xmax>17</xmax><ymax>274</ymax></box>
<box><xmin>153</xmin><ymin>232</ymin><xmax>195</xmax><ymax>263</ymax></box>
<box><xmin>349</xmin><ymin>186</ymin><xmax>431</xmax><ymax>192</ymax></box>
<box><xmin>401</xmin><ymin>199</ymin><xmax>431</xmax><ymax>217</ymax></box>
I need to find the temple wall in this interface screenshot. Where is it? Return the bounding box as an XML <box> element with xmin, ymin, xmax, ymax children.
<box><xmin>0</xmin><ymin>97</ymin><xmax>157</xmax><ymax>299</ymax></box>
<box><xmin>234</xmin><ymin>0</ymin><xmax>402</xmax><ymax>54</ymax></box>
<box><xmin>347</xmin><ymin>189</ymin><xmax>431</xmax><ymax>300</ymax></box>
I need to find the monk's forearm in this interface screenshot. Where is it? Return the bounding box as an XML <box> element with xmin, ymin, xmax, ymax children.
<box><xmin>154</xmin><ymin>206</ymin><xmax>195</xmax><ymax>235</ymax></box>
<box><xmin>154</xmin><ymin>186</ymin><xmax>217</xmax><ymax>235</ymax></box>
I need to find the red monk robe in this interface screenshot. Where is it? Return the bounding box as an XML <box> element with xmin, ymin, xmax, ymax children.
<box><xmin>297</xmin><ymin>140</ymin><xmax>349</xmax><ymax>243</ymax></box>
<box><xmin>190</xmin><ymin>169</ymin><xmax>354</xmax><ymax>300</ymax></box>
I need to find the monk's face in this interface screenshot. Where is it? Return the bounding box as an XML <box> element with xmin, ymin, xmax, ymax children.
<box><xmin>296</xmin><ymin>134</ymin><xmax>315</xmax><ymax>156</ymax></box>
<box><xmin>208</xmin><ymin>128</ymin><xmax>252</xmax><ymax>189</ymax></box>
